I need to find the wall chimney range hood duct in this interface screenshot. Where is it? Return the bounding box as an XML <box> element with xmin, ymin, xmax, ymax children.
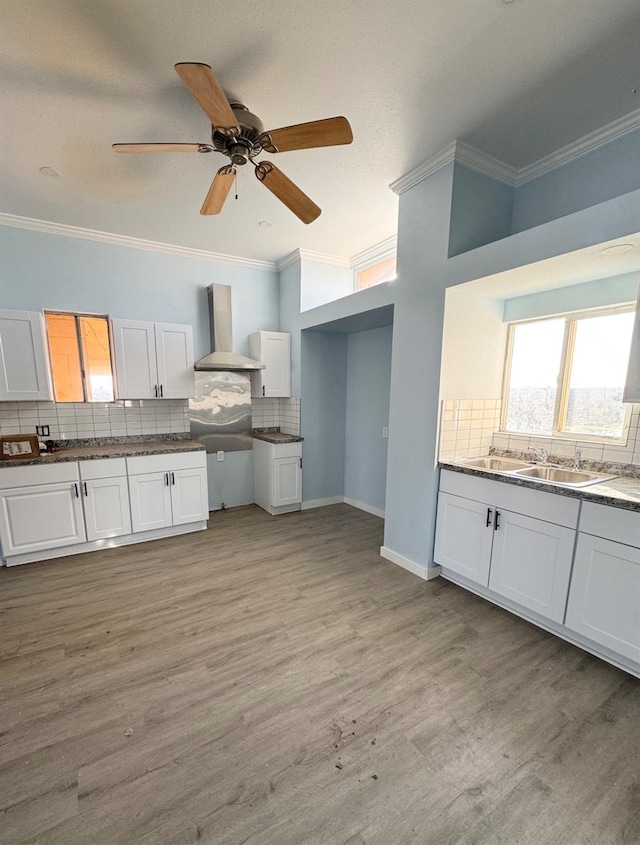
<box><xmin>195</xmin><ymin>284</ymin><xmax>265</xmax><ymax>371</ymax></box>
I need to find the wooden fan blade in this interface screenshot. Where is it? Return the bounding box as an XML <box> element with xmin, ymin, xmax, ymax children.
<box><xmin>260</xmin><ymin>117</ymin><xmax>353</xmax><ymax>153</ymax></box>
<box><xmin>201</xmin><ymin>166</ymin><xmax>236</xmax><ymax>215</ymax></box>
<box><xmin>174</xmin><ymin>62</ymin><xmax>239</xmax><ymax>134</ymax></box>
<box><xmin>255</xmin><ymin>162</ymin><xmax>320</xmax><ymax>224</ymax></box>
<box><xmin>112</xmin><ymin>143</ymin><xmax>208</xmax><ymax>153</ymax></box>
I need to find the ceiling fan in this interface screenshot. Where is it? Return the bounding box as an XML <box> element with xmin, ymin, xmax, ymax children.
<box><xmin>113</xmin><ymin>62</ymin><xmax>353</xmax><ymax>224</ymax></box>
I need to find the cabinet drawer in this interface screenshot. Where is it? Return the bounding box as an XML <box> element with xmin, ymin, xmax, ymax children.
<box><xmin>439</xmin><ymin>470</ymin><xmax>579</xmax><ymax>528</ymax></box>
<box><xmin>579</xmin><ymin>501</ymin><xmax>640</xmax><ymax>547</ymax></box>
<box><xmin>127</xmin><ymin>450</ymin><xmax>206</xmax><ymax>475</ymax></box>
<box><xmin>79</xmin><ymin>458</ymin><xmax>127</xmax><ymax>480</ymax></box>
<box><xmin>0</xmin><ymin>461</ymin><xmax>79</xmax><ymax>489</ymax></box>
<box><xmin>273</xmin><ymin>442</ymin><xmax>302</xmax><ymax>459</ymax></box>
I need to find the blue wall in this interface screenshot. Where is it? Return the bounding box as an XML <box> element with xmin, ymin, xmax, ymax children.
<box><xmin>344</xmin><ymin>325</ymin><xmax>393</xmax><ymax>512</ymax></box>
<box><xmin>512</xmin><ymin>129</ymin><xmax>640</xmax><ymax>234</ymax></box>
<box><xmin>504</xmin><ymin>272</ymin><xmax>640</xmax><ymax>322</ymax></box>
<box><xmin>448</xmin><ymin>163</ymin><xmax>514</xmax><ymax>257</ymax></box>
<box><xmin>300</xmin><ymin>330</ymin><xmax>347</xmax><ymax>503</ymax></box>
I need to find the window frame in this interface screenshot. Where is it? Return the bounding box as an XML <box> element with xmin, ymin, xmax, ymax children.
<box><xmin>44</xmin><ymin>310</ymin><xmax>115</xmax><ymax>403</ymax></box>
<box><xmin>500</xmin><ymin>304</ymin><xmax>634</xmax><ymax>444</ymax></box>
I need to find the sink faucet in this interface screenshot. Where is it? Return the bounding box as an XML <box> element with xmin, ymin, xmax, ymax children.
<box><xmin>529</xmin><ymin>447</ymin><xmax>549</xmax><ymax>464</ymax></box>
<box><xmin>573</xmin><ymin>449</ymin><xmax>582</xmax><ymax>470</ymax></box>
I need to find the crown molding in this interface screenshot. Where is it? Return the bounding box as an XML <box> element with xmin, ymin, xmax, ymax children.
<box><xmin>454</xmin><ymin>140</ymin><xmax>519</xmax><ymax>186</ymax></box>
<box><xmin>389</xmin><ymin>142</ymin><xmax>457</xmax><ymax>195</ymax></box>
<box><xmin>350</xmin><ymin>235</ymin><xmax>397</xmax><ymax>269</ymax></box>
<box><xmin>515</xmin><ymin>107</ymin><xmax>640</xmax><ymax>185</ymax></box>
<box><xmin>0</xmin><ymin>213</ymin><xmax>278</xmax><ymax>271</ymax></box>
<box><xmin>390</xmin><ymin>107</ymin><xmax>640</xmax><ymax>195</ymax></box>
<box><xmin>276</xmin><ymin>247</ymin><xmax>350</xmax><ymax>271</ymax></box>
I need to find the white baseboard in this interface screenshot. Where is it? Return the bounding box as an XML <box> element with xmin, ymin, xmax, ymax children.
<box><xmin>301</xmin><ymin>496</ymin><xmax>345</xmax><ymax>510</ymax></box>
<box><xmin>343</xmin><ymin>497</ymin><xmax>385</xmax><ymax>519</ymax></box>
<box><xmin>380</xmin><ymin>546</ymin><xmax>442</xmax><ymax>581</ymax></box>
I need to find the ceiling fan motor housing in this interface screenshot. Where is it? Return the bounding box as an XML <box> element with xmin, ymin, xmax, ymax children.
<box><xmin>212</xmin><ymin>103</ymin><xmax>264</xmax><ymax>164</ymax></box>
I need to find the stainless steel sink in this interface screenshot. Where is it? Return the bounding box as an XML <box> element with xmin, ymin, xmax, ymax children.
<box><xmin>458</xmin><ymin>457</ymin><xmax>533</xmax><ymax>472</ymax></box>
<box><xmin>513</xmin><ymin>465</ymin><xmax>616</xmax><ymax>488</ymax></box>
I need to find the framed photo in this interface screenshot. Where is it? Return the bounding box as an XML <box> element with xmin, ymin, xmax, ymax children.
<box><xmin>0</xmin><ymin>434</ymin><xmax>40</xmax><ymax>460</ymax></box>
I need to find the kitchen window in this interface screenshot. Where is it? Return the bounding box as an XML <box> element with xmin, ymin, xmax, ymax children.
<box><xmin>45</xmin><ymin>312</ymin><xmax>115</xmax><ymax>402</ymax></box>
<box><xmin>501</xmin><ymin>307</ymin><xmax>635</xmax><ymax>441</ymax></box>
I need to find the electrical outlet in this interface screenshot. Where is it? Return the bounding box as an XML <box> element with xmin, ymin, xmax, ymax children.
<box><xmin>217</xmin><ymin>450</ymin><xmax>224</xmax><ymax>461</ymax></box>
<box><xmin>36</xmin><ymin>425</ymin><xmax>50</xmax><ymax>437</ymax></box>
<box><xmin>382</xmin><ymin>426</ymin><xmax>388</xmax><ymax>439</ymax></box>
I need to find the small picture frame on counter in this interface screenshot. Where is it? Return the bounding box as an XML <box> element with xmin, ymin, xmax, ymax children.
<box><xmin>0</xmin><ymin>434</ymin><xmax>41</xmax><ymax>460</ymax></box>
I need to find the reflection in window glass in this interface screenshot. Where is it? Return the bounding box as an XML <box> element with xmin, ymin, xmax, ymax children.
<box><xmin>357</xmin><ymin>256</ymin><xmax>397</xmax><ymax>289</ymax></box>
<box><xmin>80</xmin><ymin>317</ymin><xmax>114</xmax><ymax>401</ymax></box>
<box><xmin>504</xmin><ymin>319</ymin><xmax>565</xmax><ymax>435</ymax></box>
<box><xmin>46</xmin><ymin>313</ymin><xmax>114</xmax><ymax>403</ymax></box>
<box><xmin>563</xmin><ymin>312</ymin><xmax>634</xmax><ymax>437</ymax></box>
<box><xmin>46</xmin><ymin>313</ymin><xmax>84</xmax><ymax>402</ymax></box>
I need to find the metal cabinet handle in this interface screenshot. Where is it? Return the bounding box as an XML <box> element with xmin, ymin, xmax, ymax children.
<box><xmin>154</xmin><ymin>384</ymin><xmax>158</xmax><ymax>398</ymax></box>
<box><xmin>299</xmin><ymin>458</ymin><xmax>302</xmax><ymax>469</ymax></box>
<box><xmin>171</xmin><ymin>471</ymin><xmax>175</xmax><ymax>485</ymax></box>
<box><xmin>262</xmin><ymin>385</ymin><xmax>265</xmax><ymax>396</ymax></box>
<box><xmin>486</xmin><ymin>507</ymin><xmax>492</xmax><ymax>528</ymax></box>
<box><xmin>494</xmin><ymin>510</ymin><xmax>501</xmax><ymax>531</ymax></box>
<box><xmin>160</xmin><ymin>384</ymin><xmax>163</xmax><ymax>397</ymax></box>
<box><xmin>164</xmin><ymin>472</ymin><xmax>169</xmax><ymax>486</ymax></box>
<box><xmin>83</xmin><ymin>482</ymin><xmax>88</xmax><ymax>497</ymax></box>
<box><xmin>72</xmin><ymin>482</ymin><xmax>79</xmax><ymax>498</ymax></box>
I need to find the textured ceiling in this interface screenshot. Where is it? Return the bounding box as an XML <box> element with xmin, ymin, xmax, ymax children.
<box><xmin>1</xmin><ymin>0</ymin><xmax>639</xmax><ymax>264</ymax></box>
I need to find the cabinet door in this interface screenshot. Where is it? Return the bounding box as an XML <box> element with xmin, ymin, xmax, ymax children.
<box><xmin>489</xmin><ymin>510</ymin><xmax>575</xmax><ymax>623</ymax></box>
<box><xmin>111</xmin><ymin>319</ymin><xmax>157</xmax><ymax>399</ymax></box>
<box><xmin>273</xmin><ymin>457</ymin><xmax>302</xmax><ymax>507</ymax></box>
<box><xmin>154</xmin><ymin>323</ymin><xmax>195</xmax><ymax>399</ymax></box>
<box><xmin>82</xmin><ymin>476</ymin><xmax>132</xmax><ymax>541</ymax></box>
<box><xmin>434</xmin><ymin>492</ymin><xmax>493</xmax><ymax>586</ymax></box>
<box><xmin>128</xmin><ymin>472</ymin><xmax>172</xmax><ymax>532</ymax></box>
<box><xmin>0</xmin><ymin>309</ymin><xmax>52</xmax><ymax>401</ymax></box>
<box><xmin>0</xmin><ymin>482</ymin><xmax>86</xmax><ymax>556</ymax></box>
<box><xmin>565</xmin><ymin>534</ymin><xmax>640</xmax><ymax>663</ymax></box>
<box><xmin>170</xmin><ymin>467</ymin><xmax>208</xmax><ymax>525</ymax></box>
<box><xmin>251</xmin><ymin>332</ymin><xmax>291</xmax><ymax>397</ymax></box>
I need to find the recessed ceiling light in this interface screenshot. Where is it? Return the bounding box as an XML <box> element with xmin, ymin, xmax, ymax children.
<box><xmin>601</xmin><ymin>243</ymin><xmax>634</xmax><ymax>255</ymax></box>
<box><xmin>39</xmin><ymin>166</ymin><xmax>61</xmax><ymax>177</ymax></box>
<box><xmin>258</xmin><ymin>220</ymin><xmax>273</xmax><ymax>228</ymax></box>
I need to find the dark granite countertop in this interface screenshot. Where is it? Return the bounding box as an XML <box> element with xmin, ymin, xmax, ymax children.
<box><xmin>440</xmin><ymin>461</ymin><xmax>640</xmax><ymax>514</ymax></box>
<box><xmin>0</xmin><ymin>436</ymin><xmax>205</xmax><ymax>468</ymax></box>
<box><xmin>252</xmin><ymin>428</ymin><xmax>303</xmax><ymax>444</ymax></box>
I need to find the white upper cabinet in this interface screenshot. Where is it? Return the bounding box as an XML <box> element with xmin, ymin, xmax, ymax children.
<box><xmin>623</xmin><ymin>291</ymin><xmax>640</xmax><ymax>402</ymax></box>
<box><xmin>112</xmin><ymin>319</ymin><xmax>194</xmax><ymax>400</ymax></box>
<box><xmin>250</xmin><ymin>331</ymin><xmax>291</xmax><ymax>397</ymax></box>
<box><xmin>154</xmin><ymin>322</ymin><xmax>195</xmax><ymax>399</ymax></box>
<box><xmin>0</xmin><ymin>309</ymin><xmax>52</xmax><ymax>401</ymax></box>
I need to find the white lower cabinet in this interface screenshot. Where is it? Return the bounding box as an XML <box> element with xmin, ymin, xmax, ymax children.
<box><xmin>435</xmin><ymin>471</ymin><xmax>579</xmax><ymax>626</ymax></box>
<box><xmin>565</xmin><ymin>503</ymin><xmax>640</xmax><ymax>664</ymax></box>
<box><xmin>436</xmin><ymin>470</ymin><xmax>640</xmax><ymax>678</ymax></box>
<box><xmin>0</xmin><ymin>479</ymin><xmax>86</xmax><ymax>555</ymax></box>
<box><xmin>488</xmin><ymin>510</ymin><xmax>575</xmax><ymax>623</ymax></box>
<box><xmin>127</xmin><ymin>452</ymin><xmax>208</xmax><ymax>533</ymax></box>
<box><xmin>253</xmin><ymin>438</ymin><xmax>302</xmax><ymax>515</ymax></box>
<box><xmin>0</xmin><ymin>450</ymin><xmax>207</xmax><ymax>565</ymax></box>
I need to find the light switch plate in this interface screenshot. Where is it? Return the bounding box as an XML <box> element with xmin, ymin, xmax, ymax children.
<box><xmin>217</xmin><ymin>450</ymin><xmax>224</xmax><ymax>461</ymax></box>
<box><xmin>382</xmin><ymin>426</ymin><xmax>388</xmax><ymax>439</ymax></box>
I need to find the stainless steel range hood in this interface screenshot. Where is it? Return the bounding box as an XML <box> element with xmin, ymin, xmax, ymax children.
<box><xmin>195</xmin><ymin>284</ymin><xmax>265</xmax><ymax>371</ymax></box>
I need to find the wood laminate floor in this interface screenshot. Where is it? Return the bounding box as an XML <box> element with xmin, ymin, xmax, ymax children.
<box><xmin>1</xmin><ymin>504</ymin><xmax>639</xmax><ymax>845</ymax></box>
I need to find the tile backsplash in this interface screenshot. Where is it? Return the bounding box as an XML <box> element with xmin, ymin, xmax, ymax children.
<box><xmin>440</xmin><ymin>397</ymin><xmax>640</xmax><ymax>468</ymax></box>
<box><xmin>440</xmin><ymin>399</ymin><xmax>501</xmax><ymax>459</ymax></box>
<box><xmin>0</xmin><ymin>399</ymin><xmax>190</xmax><ymax>441</ymax></box>
<box><xmin>252</xmin><ymin>397</ymin><xmax>301</xmax><ymax>436</ymax></box>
